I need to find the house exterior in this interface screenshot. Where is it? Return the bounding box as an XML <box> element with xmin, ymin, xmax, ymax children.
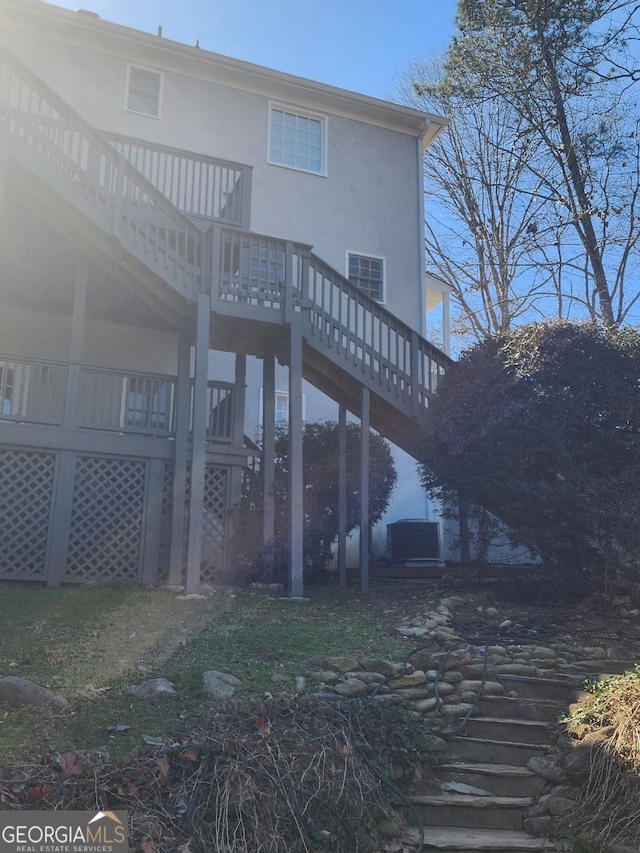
<box><xmin>0</xmin><ymin>0</ymin><xmax>451</xmax><ymax>595</ymax></box>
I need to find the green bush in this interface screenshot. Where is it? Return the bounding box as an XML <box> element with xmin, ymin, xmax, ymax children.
<box><xmin>233</xmin><ymin>421</ymin><xmax>397</xmax><ymax>585</ymax></box>
<box><xmin>419</xmin><ymin>322</ymin><xmax>640</xmax><ymax>590</ymax></box>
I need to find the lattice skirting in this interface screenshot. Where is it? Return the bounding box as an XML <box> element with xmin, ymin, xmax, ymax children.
<box><xmin>0</xmin><ymin>448</ymin><xmax>56</xmax><ymax>581</ymax></box>
<box><xmin>0</xmin><ymin>446</ymin><xmax>232</xmax><ymax>586</ymax></box>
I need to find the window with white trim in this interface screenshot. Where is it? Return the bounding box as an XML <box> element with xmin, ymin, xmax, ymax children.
<box><xmin>269</xmin><ymin>105</ymin><xmax>326</xmax><ymax>175</ymax></box>
<box><xmin>259</xmin><ymin>388</ymin><xmax>306</xmax><ymax>426</ymax></box>
<box><xmin>348</xmin><ymin>253</ymin><xmax>385</xmax><ymax>302</ymax></box>
<box><xmin>126</xmin><ymin>65</ymin><xmax>162</xmax><ymax>118</ymax></box>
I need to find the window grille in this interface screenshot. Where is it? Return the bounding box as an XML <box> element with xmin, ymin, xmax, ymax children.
<box><xmin>348</xmin><ymin>253</ymin><xmax>385</xmax><ymax>302</ymax></box>
<box><xmin>269</xmin><ymin>106</ymin><xmax>325</xmax><ymax>174</ymax></box>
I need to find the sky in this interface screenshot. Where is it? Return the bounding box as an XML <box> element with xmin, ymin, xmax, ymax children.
<box><xmin>44</xmin><ymin>0</ymin><xmax>458</xmax><ymax>101</ymax></box>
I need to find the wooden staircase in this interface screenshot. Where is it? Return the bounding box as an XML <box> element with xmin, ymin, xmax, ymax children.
<box><xmin>403</xmin><ymin>672</ymin><xmax>576</xmax><ymax>852</ymax></box>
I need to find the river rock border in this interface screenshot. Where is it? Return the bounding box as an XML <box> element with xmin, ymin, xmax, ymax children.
<box><xmin>300</xmin><ymin>594</ymin><xmax>635</xmax><ymax>718</ymax></box>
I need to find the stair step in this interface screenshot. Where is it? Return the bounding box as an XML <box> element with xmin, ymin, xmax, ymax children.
<box><xmin>402</xmin><ymin>825</ymin><xmax>557</xmax><ymax>851</ymax></box>
<box><xmin>410</xmin><ymin>793</ymin><xmax>532</xmax><ymax>830</ymax></box>
<box><xmin>497</xmin><ymin>673</ymin><xmax>578</xmax><ymax>701</ymax></box>
<box><xmin>462</xmin><ymin>716</ymin><xmax>554</xmax><ymax>744</ymax></box>
<box><xmin>438</xmin><ymin>762</ymin><xmax>546</xmax><ymax>798</ymax></box>
<box><xmin>477</xmin><ymin>694</ymin><xmax>566</xmax><ymax>722</ymax></box>
<box><xmin>447</xmin><ymin>735</ymin><xmax>551</xmax><ymax>765</ymax></box>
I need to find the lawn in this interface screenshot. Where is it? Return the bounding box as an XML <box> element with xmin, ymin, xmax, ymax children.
<box><xmin>0</xmin><ymin>582</ymin><xmax>412</xmax><ymax>764</ymax></box>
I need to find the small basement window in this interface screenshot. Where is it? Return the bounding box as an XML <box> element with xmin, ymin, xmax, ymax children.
<box><xmin>126</xmin><ymin>65</ymin><xmax>162</xmax><ymax>118</ymax></box>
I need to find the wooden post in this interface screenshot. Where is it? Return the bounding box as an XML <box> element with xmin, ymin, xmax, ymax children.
<box><xmin>168</xmin><ymin>328</ymin><xmax>191</xmax><ymax>586</ymax></box>
<box><xmin>185</xmin><ymin>294</ymin><xmax>210</xmax><ymax>595</ymax></box>
<box><xmin>338</xmin><ymin>404</ymin><xmax>347</xmax><ymax>590</ymax></box>
<box><xmin>45</xmin><ymin>450</ymin><xmax>76</xmax><ymax>588</ymax></box>
<box><xmin>359</xmin><ymin>386</ymin><xmax>370</xmax><ymax>594</ymax></box>
<box><xmin>262</xmin><ymin>352</ymin><xmax>276</xmax><ymax>550</ymax></box>
<box><xmin>233</xmin><ymin>354</ymin><xmax>246</xmax><ymax>448</ymax></box>
<box><xmin>288</xmin><ymin>305</ymin><xmax>304</xmax><ymax>598</ymax></box>
<box><xmin>141</xmin><ymin>458</ymin><xmax>164</xmax><ymax>585</ymax></box>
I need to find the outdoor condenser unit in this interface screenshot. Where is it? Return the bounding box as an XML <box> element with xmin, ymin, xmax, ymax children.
<box><xmin>387</xmin><ymin>519</ymin><xmax>441</xmax><ymax>563</ymax></box>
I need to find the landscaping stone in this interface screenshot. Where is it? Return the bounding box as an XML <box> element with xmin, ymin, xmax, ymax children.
<box><xmin>607</xmin><ymin>645</ymin><xmax>635</xmax><ymax>661</ymax></box>
<box><xmin>203</xmin><ymin>670</ymin><xmax>242</xmax><ymax>699</ymax></box>
<box><xmin>129</xmin><ymin>678</ymin><xmax>176</xmax><ymax>698</ymax></box>
<box><xmin>0</xmin><ymin>676</ymin><xmax>67</xmax><ymax>709</ymax></box>
<box><xmin>333</xmin><ymin>678</ymin><xmax>367</xmax><ymax>698</ymax></box>
<box><xmin>387</xmin><ymin>670</ymin><xmax>427</xmax><ymax>689</ymax></box>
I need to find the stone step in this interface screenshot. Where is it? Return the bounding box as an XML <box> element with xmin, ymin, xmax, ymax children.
<box><xmin>462</xmin><ymin>715</ymin><xmax>554</xmax><ymax>745</ymax></box>
<box><xmin>497</xmin><ymin>673</ymin><xmax>578</xmax><ymax>701</ymax></box>
<box><xmin>447</xmin><ymin>735</ymin><xmax>552</xmax><ymax>765</ymax></box>
<box><xmin>437</xmin><ymin>761</ymin><xmax>547</xmax><ymax>798</ymax></box>
<box><xmin>410</xmin><ymin>792</ymin><xmax>532</xmax><ymax>831</ymax></box>
<box><xmin>401</xmin><ymin>825</ymin><xmax>557</xmax><ymax>851</ymax></box>
<box><xmin>477</xmin><ymin>694</ymin><xmax>566</xmax><ymax>722</ymax></box>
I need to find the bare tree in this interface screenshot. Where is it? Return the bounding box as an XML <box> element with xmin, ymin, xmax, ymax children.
<box><xmin>400</xmin><ymin>57</ymin><xmax>567</xmax><ymax>342</ymax></box>
<box><xmin>441</xmin><ymin>0</ymin><xmax>640</xmax><ymax>328</ymax></box>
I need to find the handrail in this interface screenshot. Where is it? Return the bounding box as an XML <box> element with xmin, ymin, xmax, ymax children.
<box><xmin>301</xmin><ymin>249</ymin><xmax>449</xmax><ymax>411</ymax></box>
<box><xmin>0</xmin><ymin>47</ymin><xmax>204</xmax><ymax>298</ymax></box>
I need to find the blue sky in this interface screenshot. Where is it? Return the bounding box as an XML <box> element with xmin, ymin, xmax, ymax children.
<box><xmin>45</xmin><ymin>0</ymin><xmax>458</xmax><ymax>100</ymax></box>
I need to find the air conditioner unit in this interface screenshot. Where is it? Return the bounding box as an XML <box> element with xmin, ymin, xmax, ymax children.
<box><xmin>387</xmin><ymin>519</ymin><xmax>442</xmax><ymax>564</ymax></box>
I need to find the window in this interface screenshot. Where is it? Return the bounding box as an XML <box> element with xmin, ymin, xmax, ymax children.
<box><xmin>259</xmin><ymin>388</ymin><xmax>306</xmax><ymax>426</ymax></box>
<box><xmin>126</xmin><ymin>65</ymin><xmax>162</xmax><ymax>117</ymax></box>
<box><xmin>269</xmin><ymin>104</ymin><xmax>326</xmax><ymax>175</ymax></box>
<box><xmin>275</xmin><ymin>391</ymin><xmax>289</xmax><ymax>426</ymax></box>
<box><xmin>0</xmin><ymin>365</ymin><xmax>14</xmax><ymax>416</ymax></box>
<box><xmin>348</xmin><ymin>253</ymin><xmax>385</xmax><ymax>302</ymax></box>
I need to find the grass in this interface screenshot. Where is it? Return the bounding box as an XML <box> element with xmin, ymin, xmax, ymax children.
<box><xmin>0</xmin><ymin>582</ymin><xmax>410</xmax><ymax>765</ymax></box>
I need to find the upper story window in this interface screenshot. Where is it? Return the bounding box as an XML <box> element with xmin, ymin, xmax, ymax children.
<box><xmin>348</xmin><ymin>253</ymin><xmax>385</xmax><ymax>302</ymax></box>
<box><xmin>268</xmin><ymin>104</ymin><xmax>326</xmax><ymax>175</ymax></box>
<box><xmin>126</xmin><ymin>65</ymin><xmax>163</xmax><ymax>118</ymax></box>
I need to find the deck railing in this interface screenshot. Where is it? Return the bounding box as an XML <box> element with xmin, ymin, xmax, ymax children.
<box><xmin>107</xmin><ymin>133</ymin><xmax>251</xmax><ymax>229</ymax></box>
<box><xmin>78</xmin><ymin>366</ymin><xmax>177</xmax><ymax>435</ymax></box>
<box><xmin>0</xmin><ymin>355</ymin><xmax>239</xmax><ymax>441</ymax></box>
<box><xmin>210</xmin><ymin>227</ymin><xmax>449</xmax><ymax>412</ymax></box>
<box><xmin>0</xmin><ymin>356</ymin><xmax>67</xmax><ymax>425</ymax></box>
<box><xmin>300</xmin><ymin>250</ymin><xmax>449</xmax><ymax>409</ymax></box>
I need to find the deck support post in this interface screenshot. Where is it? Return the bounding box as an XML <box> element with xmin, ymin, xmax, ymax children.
<box><xmin>262</xmin><ymin>352</ymin><xmax>276</xmax><ymax>559</ymax></box>
<box><xmin>46</xmin><ymin>259</ymin><xmax>89</xmax><ymax>587</ymax></box>
<box><xmin>185</xmin><ymin>294</ymin><xmax>210</xmax><ymax>595</ymax></box>
<box><xmin>359</xmin><ymin>387</ymin><xmax>370</xmax><ymax>594</ymax></box>
<box><xmin>288</xmin><ymin>304</ymin><xmax>304</xmax><ymax>597</ymax></box>
<box><xmin>169</xmin><ymin>328</ymin><xmax>192</xmax><ymax>586</ymax></box>
<box><xmin>338</xmin><ymin>404</ymin><xmax>347</xmax><ymax>590</ymax></box>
